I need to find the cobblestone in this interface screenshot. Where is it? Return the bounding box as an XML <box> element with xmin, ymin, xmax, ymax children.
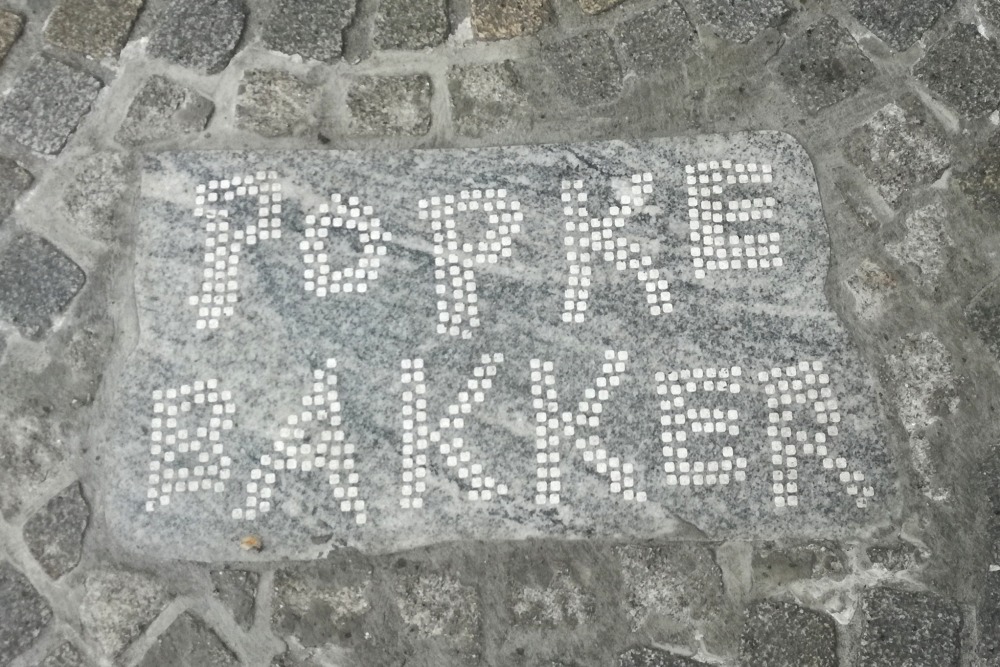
<box><xmin>847</xmin><ymin>0</ymin><xmax>954</xmax><ymax>51</ymax></box>
<box><xmin>22</xmin><ymin>482</ymin><xmax>89</xmax><ymax>579</ymax></box>
<box><xmin>0</xmin><ymin>233</ymin><xmax>85</xmax><ymax>339</ymax></box>
<box><xmin>0</xmin><ymin>56</ymin><xmax>101</xmax><ymax>155</ymax></box>
<box><xmin>0</xmin><ymin>157</ymin><xmax>32</xmax><ymax>224</ymax></box>
<box><xmin>211</xmin><ymin>570</ymin><xmax>259</xmax><ymax>630</ymax></box>
<box><xmin>915</xmin><ymin>24</ymin><xmax>1000</xmax><ymax>118</ymax></box>
<box><xmin>846</xmin><ymin>259</ymin><xmax>898</xmax><ymax>321</ymax></box>
<box><xmin>347</xmin><ymin>74</ymin><xmax>432</xmax><ymax>136</ymax></box>
<box><xmin>37</xmin><ymin>642</ymin><xmax>90</xmax><ymax>667</ymax></box>
<box><xmin>886</xmin><ymin>199</ymin><xmax>951</xmax><ymax>289</ymax></box>
<box><xmin>979</xmin><ymin>571</ymin><xmax>1000</xmax><ymax>664</ymax></box>
<box><xmin>0</xmin><ymin>562</ymin><xmax>52</xmax><ymax>667</ymax></box>
<box><xmin>578</xmin><ymin>0</ymin><xmax>624</xmax><ymax>14</ymax></box>
<box><xmin>64</xmin><ymin>152</ymin><xmax>134</xmax><ymax>241</ymax></box>
<box><xmin>956</xmin><ymin>131</ymin><xmax>1000</xmax><ymax>214</ymax></box>
<box><xmin>471</xmin><ymin>0</ymin><xmax>549</xmax><ymax>40</ymax></box>
<box><xmin>867</xmin><ymin>541</ymin><xmax>925</xmax><ymax>570</ymax></box>
<box><xmin>857</xmin><ymin>587</ymin><xmax>962</xmax><ymax>666</ymax></box>
<box><xmin>391</xmin><ymin>570</ymin><xmax>479</xmax><ymax>652</ymax></box>
<box><xmin>374</xmin><ymin>0</ymin><xmax>449</xmax><ymax>50</ymax></box>
<box><xmin>116</xmin><ymin>76</ymin><xmax>213</xmax><ymax>147</ymax></box>
<box><xmin>967</xmin><ymin>280</ymin><xmax>1000</xmax><ymax>362</ymax></box>
<box><xmin>448</xmin><ymin>61</ymin><xmax>527</xmax><ymax>136</ymax></box>
<box><xmin>979</xmin><ymin>0</ymin><xmax>1000</xmax><ymax>25</ymax></box>
<box><xmin>694</xmin><ymin>0</ymin><xmax>791</xmax><ymax>43</ymax></box>
<box><xmin>44</xmin><ymin>0</ymin><xmax>143</xmax><ymax>59</ymax></box>
<box><xmin>137</xmin><ymin>613</ymin><xmax>239</xmax><ymax>667</ymax></box>
<box><xmin>260</xmin><ymin>0</ymin><xmax>355</xmax><ymax>63</ymax></box>
<box><xmin>79</xmin><ymin>570</ymin><xmax>169</xmax><ymax>658</ymax></box>
<box><xmin>614</xmin><ymin>2</ymin><xmax>696</xmax><ymax>72</ymax></box>
<box><xmin>775</xmin><ymin>17</ymin><xmax>875</xmax><ymax>114</ymax></box>
<box><xmin>0</xmin><ymin>11</ymin><xmax>22</xmax><ymax>63</ymax></box>
<box><xmin>544</xmin><ymin>30</ymin><xmax>623</xmax><ymax>105</ymax></box>
<box><xmin>752</xmin><ymin>543</ymin><xmax>846</xmax><ymax>592</ymax></box>
<box><xmin>236</xmin><ymin>70</ymin><xmax>315</xmax><ymax>138</ymax></box>
<box><xmin>618</xmin><ymin>647</ymin><xmax>707</xmax><ymax>666</ymax></box>
<box><xmin>740</xmin><ymin>600</ymin><xmax>837</xmax><ymax>667</ymax></box>
<box><xmin>147</xmin><ymin>0</ymin><xmax>246</xmax><ymax>74</ymax></box>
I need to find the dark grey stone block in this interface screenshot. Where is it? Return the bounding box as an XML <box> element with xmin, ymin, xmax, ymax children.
<box><xmin>80</xmin><ymin>570</ymin><xmax>169</xmax><ymax>657</ymax></box>
<box><xmin>967</xmin><ymin>280</ymin><xmax>1000</xmax><ymax>363</ymax></box>
<box><xmin>23</xmin><ymin>482</ymin><xmax>89</xmax><ymax>579</ymax></box>
<box><xmin>0</xmin><ymin>233</ymin><xmax>86</xmax><ymax>339</ymax></box>
<box><xmin>0</xmin><ymin>157</ymin><xmax>32</xmax><ymax>223</ymax></box>
<box><xmin>260</xmin><ymin>0</ymin><xmax>355</xmax><ymax>63</ymax></box>
<box><xmin>347</xmin><ymin>74</ymin><xmax>432</xmax><ymax>136</ymax></box>
<box><xmin>694</xmin><ymin>0</ymin><xmax>791</xmax><ymax>43</ymax></box>
<box><xmin>979</xmin><ymin>571</ymin><xmax>1000</xmax><ymax>664</ymax></box>
<box><xmin>0</xmin><ymin>562</ymin><xmax>52</xmax><ymax>667</ymax></box>
<box><xmin>618</xmin><ymin>647</ymin><xmax>706</xmax><ymax>666</ymax></box>
<box><xmin>980</xmin><ymin>0</ymin><xmax>1000</xmax><ymax>26</ymax></box>
<box><xmin>44</xmin><ymin>0</ymin><xmax>143</xmax><ymax>58</ymax></box>
<box><xmin>0</xmin><ymin>56</ymin><xmax>102</xmax><ymax>155</ymax></box>
<box><xmin>236</xmin><ymin>70</ymin><xmax>316</xmax><ymax>138</ymax></box>
<box><xmin>471</xmin><ymin>0</ymin><xmax>549</xmax><ymax>40</ymax></box>
<box><xmin>739</xmin><ymin>600</ymin><xmax>836</xmax><ymax>667</ymax></box>
<box><xmin>116</xmin><ymin>76</ymin><xmax>214</xmax><ymax>147</ymax></box>
<box><xmin>374</xmin><ymin>0</ymin><xmax>449</xmax><ymax>50</ymax></box>
<box><xmin>866</xmin><ymin>542</ymin><xmax>924</xmax><ymax>571</ymax></box>
<box><xmin>614</xmin><ymin>2</ymin><xmax>696</xmax><ymax>72</ymax></box>
<box><xmin>147</xmin><ymin>0</ymin><xmax>246</xmax><ymax>74</ymax></box>
<box><xmin>847</xmin><ymin>0</ymin><xmax>954</xmax><ymax>51</ymax></box>
<box><xmin>210</xmin><ymin>570</ymin><xmax>259</xmax><ymax>630</ymax></box>
<box><xmin>544</xmin><ymin>30</ymin><xmax>623</xmax><ymax>105</ymax></box>
<box><xmin>137</xmin><ymin>613</ymin><xmax>239</xmax><ymax>667</ymax></box>
<box><xmin>448</xmin><ymin>61</ymin><xmax>527</xmax><ymax>137</ymax></box>
<box><xmin>37</xmin><ymin>642</ymin><xmax>90</xmax><ymax>667</ymax></box>
<box><xmin>857</xmin><ymin>587</ymin><xmax>961</xmax><ymax>667</ymax></box>
<box><xmin>957</xmin><ymin>132</ymin><xmax>1000</xmax><ymax>214</ymax></box>
<box><xmin>0</xmin><ymin>11</ymin><xmax>22</xmax><ymax>64</ymax></box>
<box><xmin>775</xmin><ymin>18</ymin><xmax>875</xmax><ymax>114</ymax></box>
<box><xmin>915</xmin><ymin>23</ymin><xmax>1000</xmax><ymax>118</ymax></box>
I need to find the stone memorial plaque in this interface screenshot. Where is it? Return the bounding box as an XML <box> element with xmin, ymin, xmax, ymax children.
<box><xmin>100</xmin><ymin>133</ymin><xmax>893</xmax><ymax>560</ymax></box>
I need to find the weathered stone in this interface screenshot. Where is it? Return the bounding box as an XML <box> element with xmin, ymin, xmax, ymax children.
<box><xmin>448</xmin><ymin>61</ymin><xmax>527</xmax><ymax>137</ymax></box>
<box><xmin>392</xmin><ymin>572</ymin><xmax>479</xmax><ymax>640</ymax></box>
<box><xmin>347</xmin><ymin>74</ymin><xmax>432</xmax><ymax>136</ymax></box>
<box><xmin>116</xmin><ymin>76</ymin><xmax>213</xmax><ymax>147</ymax></box>
<box><xmin>0</xmin><ymin>562</ymin><xmax>52</xmax><ymax>666</ymax></box>
<box><xmin>958</xmin><ymin>130</ymin><xmax>1000</xmax><ymax>214</ymax></box>
<box><xmin>23</xmin><ymin>482</ymin><xmax>89</xmax><ymax>579</ymax></box>
<box><xmin>0</xmin><ymin>11</ymin><xmax>23</xmax><ymax>64</ymax></box>
<box><xmin>236</xmin><ymin>70</ymin><xmax>316</xmax><ymax>138</ymax></box>
<box><xmin>37</xmin><ymin>642</ymin><xmax>90</xmax><ymax>667</ymax></box>
<box><xmin>857</xmin><ymin>588</ymin><xmax>961</xmax><ymax>667</ymax></box>
<box><xmin>260</xmin><ymin>0</ymin><xmax>355</xmax><ymax>63</ymax></box>
<box><xmin>138</xmin><ymin>613</ymin><xmax>239</xmax><ymax>667</ymax></box>
<box><xmin>0</xmin><ymin>56</ymin><xmax>102</xmax><ymax>155</ymax></box>
<box><xmin>845</xmin><ymin>260</ymin><xmax>897</xmax><ymax>321</ymax></box>
<box><xmin>740</xmin><ymin>600</ymin><xmax>837</xmax><ymax>667</ymax></box>
<box><xmin>44</xmin><ymin>0</ymin><xmax>143</xmax><ymax>58</ymax></box>
<box><xmin>618</xmin><ymin>648</ymin><xmax>706</xmax><ymax>666</ymax></box>
<box><xmin>967</xmin><ymin>280</ymin><xmax>1000</xmax><ymax>362</ymax></box>
<box><xmin>775</xmin><ymin>18</ymin><xmax>874</xmax><ymax>114</ymax></box>
<box><xmin>980</xmin><ymin>0</ymin><xmax>1000</xmax><ymax>25</ymax></box>
<box><xmin>578</xmin><ymin>0</ymin><xmax>624</xmax><ymax>14</ymax></box>
<box><xmin>512</xmin><ymin>571</ymin><xmax>593</xmax><ymax>628</ymax></box>
<box><xmin>614</xmin><ymin>2</ymin><xmax>696</xmax><ymax>72</ymax></box>
<box><xmin>64</xmin><ymin>152</ymin><xmax>135</xmax><ymax>241</ymax></box>
<box><xmin>848</xmin><ymin>0</ymin><xmax>954</xmax><ymax>51</ymax></box>
<box><xmin>886</xmin><ymin>200</ymin><xmax>950</xmax><ymax>289</ymax></box>
<box><xmin>694</xmin><ymin>0</ymin><xmax>791</xmax><ymax>43</ymax></box>
<box><xmin>210</xmin><ymin>570</ymin><xmax>259</xmax><ymax>630</ymax></box>
<box><xmin>842</xmin><ymin>99</ymin><xmax>950</xmax><ymax>207</ymax></box>
<box><xmin>374</xmin><ymin>0</ymin><xmax>449</xmax><ymax>50</ymax></box>
<box><xmin>752</xmin><ymin>542</ymin><xmax>846</xmax><ymax>591</ymax></box>
<box><xmin>471</xmin><ymin>0</ymin><xmax>549</xmax><ymax>40</ymax></box>
<box><xmin>544</xmin><ymin>31</ymin><xmax>623</xmax><ymax>105</ymax></box>
<box><xmin>915</xmin><ymin>24</ymin><xmax>1000</xmax><ymax>118</ymax></box>
<box><xmin>867</xmin><ymin>542</ymin><xmax>925</xmax><ymax>570</ymax></box>
<box><xmin>0</xmin><ymin>233</ymin><xmax>86</xmax><ymax>339</ymax></box>
<box><xmin>979</xmin><ymin>571</ymin><xmax>1000</xmax><ymax>664</ymax></box>
<box><xmin>147</xmin><ymin>0</ymin><xmax>246</xmax><ymax>74</ymax></box>
<box><xmin>0</xmin><ymin>157</ymin><xmax>32</xmax><ymax>223</ymax></box>
<box><xmin>80</xmin><ymin>570</ymin><xmax>169</xmax><ymax>658</ymax></box>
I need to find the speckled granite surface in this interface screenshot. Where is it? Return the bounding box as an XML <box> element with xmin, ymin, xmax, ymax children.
<box><xmin>99</xmin><ymin>134</ymin><xmax>892</xmax><ymax>560</ymax></box>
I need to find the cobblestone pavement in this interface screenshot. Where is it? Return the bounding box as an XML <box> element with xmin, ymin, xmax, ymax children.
<box><xmin>0</xmin><ymin>0</ymin><xmax>999</xmax><ymax>665</ymax></box>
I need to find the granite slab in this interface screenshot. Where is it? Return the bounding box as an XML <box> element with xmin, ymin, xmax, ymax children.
<box><xmin>99</xmin><ymin>134</ymin><xmax>894</xmax><ymax>560</ymax></box>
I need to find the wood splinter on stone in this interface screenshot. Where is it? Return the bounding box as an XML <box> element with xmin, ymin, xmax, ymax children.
<box><xmin>239</xmin><ymin>535</ymin><xmax>263</xmax><ymax>552</ymax></box>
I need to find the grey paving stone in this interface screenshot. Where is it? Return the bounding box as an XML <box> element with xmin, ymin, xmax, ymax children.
<box><xmin>44</xmin><ymin>0</ymin><xmax>143</xmax><ymax>58</ymax></box>
<box><xmin>392</xmin><ymin>571</ymin><xmax>479</xmax><ymax>640</ymax></box>
<box><xmin>579</xmin><ymin>0</ymin><xmax>624</xmax><ymax>14</ymax></box>
<box><xmin>65</xmin><ymin>152</ymin><xmax>135</xmax><ymax>241</ymax></box>
<box><xmin>347</xmin><ymin>74</ymin><xmax>432</xmax><ymax>136</ymax></box>
<box><xmin>448</xmin><ymin>61</ymin><xmax>527</xmax><ymax>137</ymax></box>
<box><xmin>842</xmin><ymin>98</ymin><xmax>950</xmax><ymax>207</ymax></box>
<box><xmin>694</xmin><ymin>0</ymin><xmax>791</xmax><ymax>43</ymax></box>
<box><xmin>957</xmin><ymin>132</ymin><xmax>1000</xmax><ymax>214</ymax></box>
<box><xmin>511</xmin><ymin>570</ymin><xmax>593</xmax><ymax>628</ymax></box>
<box><xmin>0</xmin><ymin>561</ymin><xmax>52</xmax><ymax>667</ymax></box>
<box><xmin>847</xmin><ymin>0</ymin><xmax>953</xmax><ymax>51</ymax></box>
<box><xmin>210</xmin><ymin>570</ymin><xmax>259</xmax><ymax>630</ymax></box>
<box><xmin>0</xmin><ymin>234</ymin><xmax>85</xmax><ymax>339</ymax></box>
<box><xmin>0</xmin><ymin>56</ymin><xmax>102</xmax><ymax>155</ymax></box>
<box><xmin>0</xmin><ymin>157</ymin><xmax>32</xmax><ymax>223</ymax></box>
<box><xmin>23</xmin><ymin>482</ymin><xmax>89</xmax><ymax>579</ymax></box>
<box><xmin>775</xmin><ymin>18</ymin><xmax>875</xmax><ymax>114</ymax></box>
<box><xmin>374</xmin><ymin>0</ymin><xmax>449</xmax><ymax>50</ymax></box>
<box><xmin>886</xmin><ymin>199</ymin><xmax>950</xmax><ymax>289</ymax></box>
<box><xmin>0</xmin><ymin>11</ymin><xmax>23</xmax><ymax>64</ymax></box>
<box><xmin>116</xmin><ymin>76</ymin><xmax>213</xmax><ymax>147</ymax></box>
<box><xmin>866</xmin><ymin>541</ymin><xmax>925</xmax><ymax>571</ymax></box>
<box><xmin>471</xmin><ymin>0</ymin><xmax>549</xmax><ymax>40</ymax></box>
<box><xmin>618</xmin><ymin>647</ymin><xmax>706</xmax><ymax>666</ymax></box>
<box><xmin>915</xmin><ymin>24</ymin><xmax>1000</xmax><ymax>118</ymax></box>
<box><xmin>147</xmin><ymin>0</ymin><xmax>246</xmax><ymax>74</ymax></box>
<box><xmin>544</xmin><ymin>30</ymin><xmax>623</xmax><ymax>105</ymax></box>
<box><xmin>967</xmin><ymin>280</ymin><xmax>1000</xmax><ymax>362</ymax></box>
<box><xmin>857</xmin><ymin>587</ymin><xmax>961</xmax><ymax>667</ymax></box>
<box><xmin>137</xmin><ymin>613</ymin><xmax>239</xmax><ymax>667</ymax></box>
<box><xmin>260</xmin><ymin>0</ymin><xmax>355</xmax><ymax>63</ymax></box>
<box><xmin>37</xmin><ymin>642</ymin><xmax>90</xmax><ymax>667</ymax></box>
<box><xmin>739</xmin><ymin>600</ymin><xmax>837</xmax><ymax>667</ymax></box>
<box><xmin>614</xmin><ymin>2</ymin><xmax>696</xmax><ymax>72</ymax></box>
<box><xmin>979</xmin><ymin>571</ymin><xmax>1000</xmax><ymax>664</ymax></box>
<box><xmin>236</xmin><ymin>70</ymin><xmax>316</xmax><ymax>138</ymax></box>
<box><xmin>980</xmin><ymin>0</ymin><xmax>1000</xmax><ymax>25</ymax></box>
<box><xmin>79</xmin><ymin>570</ymin><xmax>169</xmax><ymax>658</ymax></box>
